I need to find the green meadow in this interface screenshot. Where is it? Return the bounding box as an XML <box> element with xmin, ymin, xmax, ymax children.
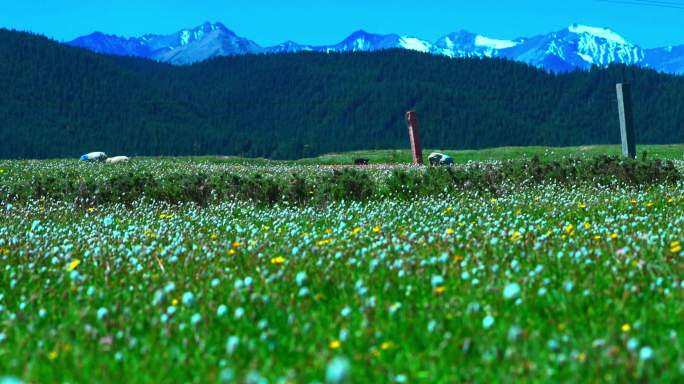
<box><xmin>0</xmin><ymin>146</ymin><xmax>683</xmax><ymax>382</ymax></box>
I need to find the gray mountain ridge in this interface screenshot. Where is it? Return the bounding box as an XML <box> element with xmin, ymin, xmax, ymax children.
<box><xmin>67</xmin><ymin>21</ymin><xmax>684</xmax><ymax>74</ymax></box>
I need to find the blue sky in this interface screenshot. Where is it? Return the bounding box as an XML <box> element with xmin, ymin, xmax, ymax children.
<box><xmin>1</xmin><ymin>0</ymin><xmax>683</xmax><ymax>48</ymax></box>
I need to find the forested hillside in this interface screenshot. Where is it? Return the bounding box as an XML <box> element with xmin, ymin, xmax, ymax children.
<box><xmin>1</xmin><ymin>29</ymin><xmax>683</xmax><ymax>159</ymax></box>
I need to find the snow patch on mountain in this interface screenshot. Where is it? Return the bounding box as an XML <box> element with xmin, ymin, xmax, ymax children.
<box><xmin>354</xmin><ymin>38</ymin><xmax>367</xmax><ymax>50</ymax></box>
<box><xmin>180</xmin><ymin>30</ymin><xmax>190</xmax><ymax>46</ymax></box>
<box><xmin>474</xmin><ymin>35</ymin><xmax>518</xmax><ymax>49</ymax></box>
<box><xmin>399</xmin><ymin>37</ymin><xmax>431</xmax><ymax>52</ymax></box>
<box><xmin>442</xmin><ymin>36</ymin><xmax>455</xmax><ymax>49</ymax></box>
<box><xmin>577</xmin><ymin>52</ymin><xmax>594</xmax><ymax>64</ymax></box>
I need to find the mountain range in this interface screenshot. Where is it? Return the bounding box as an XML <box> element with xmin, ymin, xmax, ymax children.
<box><xmin>67</xmin><ymin>22</ymin><xmax>684</xmax><ymax>74</ymax></box>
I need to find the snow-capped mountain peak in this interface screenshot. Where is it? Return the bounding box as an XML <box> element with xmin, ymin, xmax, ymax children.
<box><xmin>431</xmin><ymin>30</ymin><xmax>525</xmax><ymax>58</ymax></box>
<box><xmin>69</xmin><ymin>22</ymin><xmax>263</xmax><ymax>64</ymax></box>
<box><xmin>545</xmin><ymin>24</ymin><xmax>644</xmax><ymax>67</ymax></box>
<box><xmin>568</xmin><ymin>24</ymin><xmax>629</xmax><ymax>45</ymax></box>
<box><xmin>326</xmin><ymin>30</ymin><xmax>433</xmax><ymax>53</ymax></box>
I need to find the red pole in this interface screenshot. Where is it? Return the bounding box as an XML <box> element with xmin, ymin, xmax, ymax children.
<box><xmin>406</xmin><ymin>111</ymin><xmax>423</xmax><ymax>165</ymax></box>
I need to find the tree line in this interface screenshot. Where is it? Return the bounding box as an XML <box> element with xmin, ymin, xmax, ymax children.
<box><xmin>1</xmin><ymin>29</ymin><xmax>683</xmax><ymax>159</ymax></box>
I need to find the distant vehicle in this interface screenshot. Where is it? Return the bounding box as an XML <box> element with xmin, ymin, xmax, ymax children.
<box><xmin>354</xmin><ymin>158</ymin><xmax>370</xmax><ymax>165</ymax></box>
<box><xmin>428</xmin><ymin>152</ymin><xmax>454</xmax><ymax>166</ymax></box>
<box><xmin>80</xmin><ymin>152</ymin><xmax>107</xmax><ymax>162</ymax></box>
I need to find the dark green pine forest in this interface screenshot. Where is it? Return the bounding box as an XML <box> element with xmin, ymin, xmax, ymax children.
<box><xmin>0</xmin><ymin>29</ymin><xmax>683</xmax><ymax>159</ymax></box>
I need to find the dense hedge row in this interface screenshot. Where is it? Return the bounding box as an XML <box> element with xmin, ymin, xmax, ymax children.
<box><xmin>1</xmin><ymin>156</ymin><xmax>680</xmax><ymax>206</ymax></box>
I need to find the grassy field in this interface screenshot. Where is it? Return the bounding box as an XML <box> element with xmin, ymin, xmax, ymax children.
<box><xmin>138</xmin><ymin>144</ymin><xmax>684</xmax><ymax>166</ymax></box>
<box><xmin>1</xmin><ymin>147</ymin><xmax>683</xmax><ymax>382</ymax></box>
<box><xmin>298</xmin><ymin>144</ymin><xmax>684</xmax><ymax>164</ymax></box>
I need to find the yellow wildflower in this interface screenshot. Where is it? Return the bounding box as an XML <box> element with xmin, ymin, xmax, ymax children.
<box><xmin>510</xmin><ymin>231</ymin><xmax>523</xmax><ymax>242</ymax></box>
<box><xmin>621</xmin><ymin>323</ymin><xmax>631</xmax><ymax>333</ymax></box>
<box><xmin>610</xmin><ymin>233</ymin><xmax>618</xmax><ymax>240</ymax></box>
<box><xmin>671</xmin><ymin>241</ymin><xmax>682</xmax><ymax>253</ymax></box>
<box><xmin>372</xmin><ymin>226</ymin><xmax>381</xmax><ymax>234</ymax></box>
<box><xmin>350</xmin><ymin>227</ymin><xmax>362</xmax><ymax>236</ymax></box>
<box><xmin>231</xmin><ymin>241</ymin><xmax>241</xmax><ymax>248</ymax></box>
<box><xmin>227</xmin><ymin>249</ymin><xmax>236</xmax><ymax>255</ymax></box>
<box><xmin>583</xmin><ymin>222</ymin><xmax>591</xmax><ymax>230</ymax></box>
<box><xmin>271</xmin><ymin>256</ymin><xmax>286</xmax><ymax>265</ymax></box>
<box><xmin>317</xmin><ymin>238</ymin><xmax>332</xmax><ymax>246</ymax></box>
<box><xmin>48</xmin><ymin>351</ymin><xmax>58</xmax><ymax>361</ymax></box>
<box><xmin>67</xmin><ymin>259</ymin><xmax>80</xmax><ymax>272</ymax></box>
<box><xmin>171</xmin><ymin>298</ymin><xmax>178</xmax><ymax>306</ymax></box>
<box><xmin>578</xmin><ymin>202</ymin><xmax>587</xmax><ymax>209</ymax></box>
<box><xmin>210</xmin><ymin>233</ymin><xmax>218</xmax><ymax>240</ymax></box>
<box><xmin>87</xmin><ymin>207</ymin><xmax>96</xmax><ymax>213</ymax></box>
<box><xmin>329</xmin><ymin>340</ymin><xmax>341</xmax><ymax>350</ymax></box>
<box><xmin>380</xmin><ymin>341</ymin><xmax>394</xmax><ymax>350</ymax></box>
<box><xmin>443</xmin><ymin>207</ymin><xmax>453</xmax><ymax>214</ymax></box>
<box><xmin>434</xmin><ymin>286</ymin><xmax>446</xmax><ymax>295</ymax></box>
<box><xmin>565</xmin><ymin>224</ymin><xmax>575</xmax><ymax>235</ymax></box>
<box><xmin>644</xmin><ymin>202</ymin><xmax>654</xmax><ymax>208</ymax></box>
<box><xmin>446</xmin><ymin>228</ymin><xmax>454</xmax><ymax>235</ymax></box>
